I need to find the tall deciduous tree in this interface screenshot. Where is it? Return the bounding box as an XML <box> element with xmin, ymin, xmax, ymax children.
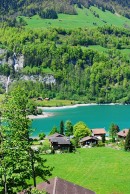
<box><xmin>0</xmin><ymin>87</ymin><xmax>52</xmax><ymax>193</ymax></box>
<box><xmin>73</xmin><ymin>121</ymin><xmax>91</xmax><ymax>140</ymax></box>
<box><xmin>109</xmin><ymin>123</ymin><xmax>120</xmax><ymax>142</ymax></box>
<box><xmin>65</xmin><ymin>120</ymin><xmax>73</xmax><ymax>136</ymax></box>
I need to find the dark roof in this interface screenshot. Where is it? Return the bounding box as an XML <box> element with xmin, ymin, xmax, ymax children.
<box><xmin>80</xmin><ymin>136</ymin><xmax>98</xmax><ymax>143</ymax></box>
<box><xmin>48</xmin><ymin>133</ymin><xmax>64</xmax><ymax>140</ymax></box>
<box><xmin>91</xmin><ymin>128</ymin><xmax>106</xmax><ymax>135</ymax></box>
<box><xmin>117</xmin><ymin>129</ymin><xmax>129</xmax><ymax>137</ymax></box>
<box><xmin>36</xmin><ymin>177</ymin><xmax>96</xmax><ymax>194</ymax></box>
<box><xmin>50</xmin><ymin>137</ymin><xmax>71</xmax><ymax>145</ymax></box>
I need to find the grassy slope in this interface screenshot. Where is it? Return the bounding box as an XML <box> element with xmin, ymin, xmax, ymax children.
<box><xmin>41</xmin><ymin>148</ymin><xmax>130</xmax><ymax>194</ymax></box>
<box><xmin>21</xmin><ymin>6</ymin><xmax>130</xmax><ymax>29</ymax></box>
<box><xmin>20</xmin><ymin>6</ymin><xmax>130</xmax><ymax>60</ymax></box>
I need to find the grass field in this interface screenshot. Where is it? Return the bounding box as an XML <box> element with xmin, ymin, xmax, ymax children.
<box><xmin>35</xmin><ymin>99</ymin><xmax>78</xmax><ymax>107</ymax></box>
<box><xmin>19</xmin><ymin>6</ymin><xmax>130</xmax><ymax>29</ymax></box>
<box><xmin>39</xmin><ymin>148</ymin><xmax>130</xmax><ymax>194</ymax></box>
<box><xmin>81</xmin><ymin>45</ymin><xmax>130</xmax><ymax>60</ymax></box>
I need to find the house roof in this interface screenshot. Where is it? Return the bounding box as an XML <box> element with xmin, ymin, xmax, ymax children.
<box><xmin>80</xmin><ymin>136</ymin><xmax>98</xmax><ymax>143</ymax></box>
<box><xmin>50</xmin><ymin>137</ymin><xmax>71</xmax><ymax>145</ymax></box>
<box><xmin>48</xmin><ymin>133</ymin><xmax>64</xmax><ymax>140</ymax></box>
<box><xmin>91</xmin><ymin>128</ymin><xmax>106</xmax><ymax>135</ymax></box>
<box><xmin>36</xmin><ymin>177</ymin><xmax>95</xmax><ymax>194</ymax></box>
<box><xmin>117</xmin><ymin>129</ymin><xmax>129</xmax><ymax>137</ymax></box>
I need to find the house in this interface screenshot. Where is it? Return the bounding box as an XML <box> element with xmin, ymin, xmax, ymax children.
<box><xmin>117</xmin><ymin>129</ymin><xmax>129</xmax><ymax>139</ymax></box>
<box><xmin>80</xmin><ymin>136</ymin><xmax>98</xmax><ymax>147</ymax></box>
<box><xmin>48</xmin><ymin>133</ymin><xmax>71</xmax><ymax>151</ymax></box>
<box><xmin>48</xmin><ymin>133</ymin><xmax>64</xmax><ymax>140</ymax></box>
<box><xmin>44</xmin><ymin>97</ymin><xmax>50</xmax><ymax>101</ymax></box>
<box><xmin>91</xmin><ymin>128</ymin><xmax>106</xmax><ymax>140</ymax></box>
<box><xmin>18</xmin><ymin>177</ymin><xmax>96</xmax><ymax>194</ymax></box>
<box><xmin>37</xmin><ymin>97</ymin><xmax>43</xmax><ymax>101</ymax></box>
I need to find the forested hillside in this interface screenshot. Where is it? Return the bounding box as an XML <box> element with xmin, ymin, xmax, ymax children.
<box><xmin>1</xmin><ymin>26</ymin><xmax>130</xmax><ymax>104</ymax></box>
<box><xmin>1</xmin><ymin>0</ymin><xmax>130</xmax><ymax>26</ymax></box>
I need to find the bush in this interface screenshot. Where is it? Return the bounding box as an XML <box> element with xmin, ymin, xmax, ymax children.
<box><xmin>39</xmin><ymin>132</ymin><xmax>46</xmax><ymax>140</ymax></box>
<box><xmin>97</xmin><ymin>141</ymin><xmax>105</xmax><ymax>147</ymax></box>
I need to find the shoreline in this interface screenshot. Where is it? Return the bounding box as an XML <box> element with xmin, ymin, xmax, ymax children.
<box><xmin>29</xmin><ymin>103</ymin><xmax>128</xmax><ymax>119</ymax></box>
<box><xmin>38</xmin><ymin>102</ymin><xmax>125</xmax><ymax>110</ymax></box>
<box><xmin>28</xmin><ymin>112</ymin><xmax>54</xmax><ymax>119</ymax></box>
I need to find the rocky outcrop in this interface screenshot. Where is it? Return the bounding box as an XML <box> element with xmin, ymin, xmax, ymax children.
<box><xmin>20</xmin><ymin>75</ymin><xmax>56</xmax><ymax>85</ymax></box>
<box><xmin>0</xmin><ymin>49</ymin><xmax>24</xmax><ymax>71</ymax></box>
<box><xmin>0</xmin><ymin>49</ymin><xmax>56</xmax><ymax>91</ymax></box>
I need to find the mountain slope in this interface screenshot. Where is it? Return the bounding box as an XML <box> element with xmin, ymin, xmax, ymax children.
<box><xmin>0</xmin><ymin>0</ymin><xmax>130</xmax><ymax>23</ymax></box>
<box><xmin>20</xmin><ymin>6</ymin><xmax>130</xmax><ymax>29</ymax></box>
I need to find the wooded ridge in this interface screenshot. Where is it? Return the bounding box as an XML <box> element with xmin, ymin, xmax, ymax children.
<box><xmin>0</xmin><ymin>26</ymin><xmax>130</xmax><ymax>104</ymax></box>
<box><xmin>1</xmin><ymin>0</ymin><xmax>130</xmax><ymax>24</ymax></box>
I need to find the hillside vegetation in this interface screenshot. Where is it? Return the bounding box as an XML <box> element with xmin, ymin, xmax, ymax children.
<box><xmin>1</xmin><ymin>25</ymin><xmax>130</xmax><ymax>104</ymax></box>
<box><xmin>19</xmin><ymin>6</ymin><xmax>130</xmax><ymax>29</ymax></box>
<box><xmin>1</xmin><ymin>0</ymin><xmax>130</xmax><ymax>27</ymax></box>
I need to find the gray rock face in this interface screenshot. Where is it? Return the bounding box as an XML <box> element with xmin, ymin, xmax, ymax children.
<box><xmin>20</xmin><ymin>75</ymin><xmax>56</xmax><ymax>85</ymax></box>
<box><xmin>0</xmin><ymin>75</ymin><xmax>10</xmax><ymax>88</ymax></box>
<box><xmin>0</xmin><ymin>49</ymin><xmax>56</xmax><ymax>90</ymax></box>
<box><xmin>0</xmin><ymin>49</ymin><xmax>24</xmax><ymax>71</ymax></box>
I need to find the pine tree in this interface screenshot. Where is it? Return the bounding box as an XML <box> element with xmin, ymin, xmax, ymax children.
<box><xmin>59</xmin><ymin>120</ymin><xmax>64</xmax><ymax>135</ymax></box>
<box><xmin>124</xmin><ymin>129</ymin><xmax>130</xmax><ymax>151</ymax></box>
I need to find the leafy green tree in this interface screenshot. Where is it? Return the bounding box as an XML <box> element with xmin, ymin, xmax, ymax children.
<box><xmin>73</xmin><ymin>121</ymin><xmax>91</xmax><ymax>140</ymax></box>
<box><xmin>59</xmin><ymin>120</ymin><xmax>64</xmax><ymax>135</ymax></box>
<box><xmin>39</xmin><ymin>132</ymin><xmax>46</xmax><ymax>140</ymax></box>
<box><xmin>102</xmin><ymin>134</ymin><xmax>106</xmax><ymax>143</ymax></box>
<box><xmin>65</xmin><ymin>120</ymin><xmax>73</xmax><ymax>136</ymax></box>
<box><xmin>49</xmin><ymin>126</ymin><xmax>58</xmax><ymax>135</ymax></box>
<box><xmin>124</xmin><ymin>129</ymin><xmax>130</xmax><ymax>151</ymax></box>
<box><xmin>0</xmin><ymin>87</ymin><xmax>52</xmax><ymax>193</ymax></box>
<box><xmin>109</xmin><ymin>123</ymin><xmax>120</xmax><ymax>142</ymax></box>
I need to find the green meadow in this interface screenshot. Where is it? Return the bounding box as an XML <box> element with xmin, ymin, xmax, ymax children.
<box><xmin>39</xmin><ymin>148</ymin><xmax>130</xmax><ymax>194</ymax></box>
<box><xmin>20</xmin><ymin>6</ymin><xmax>130</xmax><ymax>29</ymax></box>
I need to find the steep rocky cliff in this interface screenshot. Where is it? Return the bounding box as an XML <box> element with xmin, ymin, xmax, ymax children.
<box><xmin>0</xmin><ymin>49</ymin><xmax>56</xmax><ymax>92</ymax></box>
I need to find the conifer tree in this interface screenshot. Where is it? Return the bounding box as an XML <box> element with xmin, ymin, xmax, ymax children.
<box><xmin>59</xmin><ymin>120</ymin><xmax>64</xmax><ymax>135</ymax></box>
<box><xmin>124</xmin><ymin>129</ymin><xmax>130</xmax><ymax>151</ymax></box>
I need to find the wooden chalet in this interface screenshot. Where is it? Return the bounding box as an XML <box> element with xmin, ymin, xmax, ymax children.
<box><xmin>80</xmin><ymin>136</ymin><xmax>98</xmax><ymax>146</ymax></box>
<box><xmin>18</xmin><ymin>177</ymin><xmax>96</xmax><ymax>194</ymax></box>
<box><xmin>48</xmin><ymin>133</ymin><xmax>71</xmax><ymax>151</ymax></box>
<box><xmin>117</xmin><ymin>129</ymin><xmax>129</xmax><ymax>139</ymax></box>
<box><xmin>91</xmin><ymin>128</ymin><xmax>106</xmax><ymax>139</ymax></box>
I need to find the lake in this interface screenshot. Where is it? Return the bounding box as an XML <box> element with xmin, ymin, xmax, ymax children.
<box><xmin>31</xmin><ymin>104</ymin><xmax>130</xmax><ymax>137</ymax></box>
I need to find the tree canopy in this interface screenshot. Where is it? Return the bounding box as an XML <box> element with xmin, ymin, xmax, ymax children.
<box><xmin>0</xmin><ymin>86</ymin><xmax>52</xmax><ymax>193</ymax></box>
<box><xmin>73</xmin><ymin>121</ymin><xmax>91</xmax><ymax>139</ymax></box>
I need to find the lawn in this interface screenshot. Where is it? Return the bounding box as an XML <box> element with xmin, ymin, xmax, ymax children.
<box><xmin>19</xmin><ymin>6</ymin><xmax>130</xmax><ymax>29</ymax></box>
<box><xmin>40</xmin><ymin>148</ymin><xmax>130</xmax><ymax>194</ymax></box>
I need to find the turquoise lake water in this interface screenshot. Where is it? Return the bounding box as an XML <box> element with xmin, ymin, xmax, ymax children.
<box><xmin>31</xmin><ymin>105</ymin><xmax>130</xmax><ymax>136</ymax></box>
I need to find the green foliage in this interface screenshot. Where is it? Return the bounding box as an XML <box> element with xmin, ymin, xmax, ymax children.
<box><xmin>30</xmin><ymin>188</ymin><xmax>47</xmax><ymax>194</ymax></box>
<box><xmin>39</xmin><ymin>132</ymin><xmax>46</xmax><ymax>140</ymax></box>
<box><xmin>109</xmin><ymin>123</ymin><xmax>120</xmax><ymax>140</ymax></box>
<box><xmin>49</xmin><ymin>126</ymin><xmax>58</xmax><ymax>135</ymax></box>
<box><xmin>124</xmin><ymin>129</ymin><xmax>130</xmax><ymax>151</ymax></box>
<box><xmin>37</xmin><ymin>108</ymin><xmax>43</xmax><ymax>115</ymax></box>
<box><xmin>39</xmin><ymin>9</ymin><xmax>58</xmax><ymax>19</ymax></box>
<box><xmin>1</xmin><ymin>25</ymin><xmax>130</xmax><ymax>103</ymax></box>
<box><xmin>59</xmin><ymin>120</ymin><xmax>64</xmax><ymax>135</ymax></box>
<box><xmin>0</xmin><ymin>86</ymin><xmax>52</xmax><ymax>193</ymax></box>
<box><xmin>41</xmin><ymin>139</ymin><xmax>51</xmax><ymax>154</ymax></box>
<box><xmin>65</xmin><ymin>120</ymin><xmax>73</xmax><ymax>136</ymax></box>
<box><xmin>73</xmin><ymin>121</ymin><xmax>91</xmax><ymax>139</ymax></box>
<box><xmin>102</xmin><ymin>134</ymin><xmax>106</xmax><ymax>143</ymax></box>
